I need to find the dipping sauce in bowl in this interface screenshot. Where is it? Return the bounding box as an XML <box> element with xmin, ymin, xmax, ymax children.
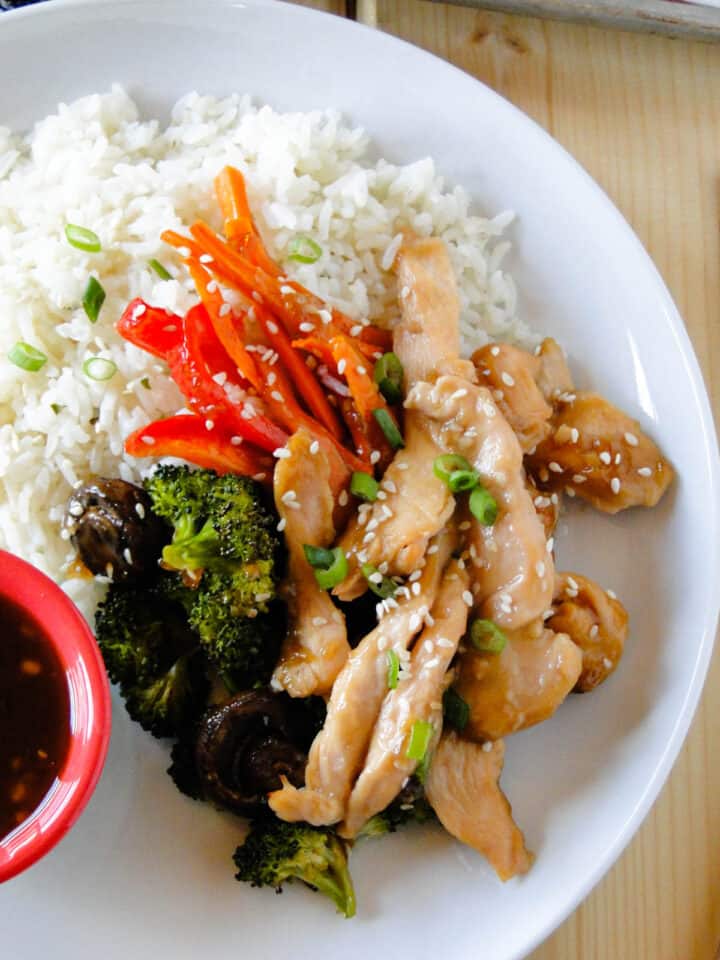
<box><xmin>0</xmin><ymin>595</ymin><xmax>71</xmax><ymax>841</ymax></box>
<box><xmin>0</xmin><ymin>550</ymin><xmax>111</xmax><ymax>882</ymax></box>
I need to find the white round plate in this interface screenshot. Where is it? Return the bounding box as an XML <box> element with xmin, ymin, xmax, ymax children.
<box><xmin>1</xmin><ymin>1</ymin><xmax>718</xmax><ymax>958</ymax></box>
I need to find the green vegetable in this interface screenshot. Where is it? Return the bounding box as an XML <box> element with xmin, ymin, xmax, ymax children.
<box><xmin>386</xmin><ymin>649</ymin><xmax>399</xmax><ymax>690</ymax></box>
<box><xmin>83</xmin><ymin>357</ymin><xmax>117</xmax><ymax>381</ymax></box>
<box><xmin>442</xmin><ymin>687</ymin><xmax>469</xmax><ymax>732</ymax></box>
<box><xmin>8</xmin><ymin>341</ymin><xmax>47</xmax><ymax>372</ymax></box>
<box><xmin>50</xmin><ymin>403</ymin><xmax>63</xmax><ymax>414</ymax></box>
<box><xmin>65</xmin><ymin>223</ymin><xmax>101</xmax><ymax>252</ymax></box>
<box><xmin>433</xmin><ymin>454</ymin><xmax>479</xmax><ymax>492</ymax></box>
<box><xmin>360</xmin><ymin>562</ymin><xmax>396</xmax><ymax>599</ymax></box>
<box><xmin>233</xmin><ymin>818</ymin><xmax>356</xmax><ymax>918</ymax></box>
<box><xmin>470</xmin><ymin>618</ymin><xmax>507</xmax><ymax>654</ymax></box>
<box><xmin>350</xmin><ymin>471</ymin><xmax>379</xmax><ymax>502</ymax></box>
<box><xmin>149</xmin><ymin>258</ymin><xmax>172</xmax><ymax>280</ymax></box>
<box><xmin>373</xmin><ymin>352</ymin><xmax>404</xmax><ymax>405</ymax></box>
<box><xmin>469</xmin><ymin>485</ymin><xmax>498</xmax><ymax>526</ymax></box>
<box><xmin>358</xmin><ymin>779</ymin><xmax>434</xmax><ymax>839</ymax></box>
<box><xmin>94</xmin><ymin>579</ymin><xmax>208</xmax><ymax>738</ymax></box>
<box><xmin>407</xmin><ymin>720</ymin><xmax>434</xmax><ymax>762</ymax></box>
<box><xmin>143</xmin><ymin>466</ymin><xmax>281</xmax><ymax>682</ymax></box>
<box><xmin>82</xmin><ymin>276</ymin><xmax>106</xmax><ymax>324</ymax></box>
<box><xmin>372</xmin><ymin>408</ymin><xmax>404</xmax><ymax>449</ymax></box>
<box><xmin>140</xmin><ymin>376</ymin><xmax>151</xmax><ymax>389</ymax></box>
<box><xmin>287</xmin><ymin>235</ymin><xmax>323</xmax><ymax>264</ymax></box>
<box><xmin>303</xmin><ymin>545</ymin><xmax>348</xmax><ymax>590</ymax></box>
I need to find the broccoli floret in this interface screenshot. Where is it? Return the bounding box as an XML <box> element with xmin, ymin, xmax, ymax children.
<box><xmin>233</xmin><ymin>818</ymin><xmax>356</xmax><ymax>918</ymax></box>
<box><xmin>95</xmin><ymin>580</ymin><xmax>209</xmax><ymax>739</ymax></box>
<box><xmin>358</xmin><ymin>778</ymin><xmax>435</xmax><ymax>839</ymax></box>
<box><xmin>167</xmin><ymin>734</ymin><xmax>204</xmax><ymax>801</ymax></box>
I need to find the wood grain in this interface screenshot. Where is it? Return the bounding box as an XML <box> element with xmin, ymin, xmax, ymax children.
<box><xmin>297</xmin><ymin>3</ymin><xmax>720</xmax><ymax>955</ymax></box>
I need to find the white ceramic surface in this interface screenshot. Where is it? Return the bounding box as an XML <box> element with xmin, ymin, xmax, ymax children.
<box><xmin>1</xmin><ymin>2</ymin><xmax>718</xmax><ymax>958</ymax></box>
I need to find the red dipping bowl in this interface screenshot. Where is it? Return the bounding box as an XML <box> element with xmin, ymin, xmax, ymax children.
<box><xmin>0</xmin><ymin>550</ymin><xmax>111</xmax><ymax>882</ymax></box>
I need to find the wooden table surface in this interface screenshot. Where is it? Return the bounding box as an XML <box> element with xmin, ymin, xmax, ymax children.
<box><xmin>295</xmin><ymin>2</ymin><xmax>720</xmax><ymax>956</ymax></box>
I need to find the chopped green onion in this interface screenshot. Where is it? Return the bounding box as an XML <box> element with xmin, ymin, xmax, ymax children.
<box><xmin>470</xmin><ymin>618</ymin><xmax>507</xmax><ymax>654</ymax></box>
<box><xmin>65</xmin><ymin>223</ymin><xmax>101</xmax><ymax>253</ymax></box>
<box><xmin>373</xmin><ymin>352</ymin><xmax>404</xmax><ymax>405</ymax></box>
<box><xmin>386</xmin><ymin>650</ymin><xmax>400</xmax><ymax>690</ymax></box>
<box><xmin>350</xmin><ymin>471</ymin><xmax>379</xmax><ymax>502</ymax></box>
<box><xmin>469</xmin><ymin>485</ymin><xmax>498</xmax><ymax>526</ymax></box>
<box><xmin>8</xmin><ymin>341</ymin><xmax>47</xmax><ymax>372</ymax></box>
<box><xmin>287</xmin><ymin>235</ymin><xmax>322</xmax><ymax>264</ymax></box>
<box><xmin>82</xmin><ymin>357</ymin><xmax>117</xmax><ymax>382</ymax></box>
<box><xmin>50</xmin><ymin>403</ymin><xmax>64</xmax><ymax>415</ymax></box>
<box><xmin>433</xmin><ymin>454</ymin><xmax>481</xmax><ymax>493</ymax></box>
<box><xmin>140</xmin><ymin>376</ymin><xmax>151</xmax><ymax>389</ymax></box>
<box><xmin>373</xmin><ymin>408</ymin><xmax>404</xmax><ymax>449</ymax></box>
<box><xmin>148</xmin><ymin>258</ymin><xmax>172</xmax><ymax>280</ymax></box>
<box><xmin>407</xmin><ymin>720</ymin><xmax>434</xmax><ymax>763</ymax></box>
<box><xmin>82</xmin><ymin>276</ymin><xmax>106</xmax><ymax>324</ymax></box>
<box><xmin>303</xmin><ymin>545</ymin><xmax>348</xmax><ymax>590</ymax></box>
<box><xmin>443</xmin><ymin>687</ymin><xmax>469</xmax><ymax>732</ymax></box>
<box><xmin>361</xmin><ymin>563</ymin><xmax>397</xmax><ymax>599</ymax></box>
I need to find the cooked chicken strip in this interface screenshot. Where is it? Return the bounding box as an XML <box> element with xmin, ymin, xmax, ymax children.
<box><xmin>472</xmin><ymin>343</ymin><xmax>552</xmax><ymax>453</ymax></box>
<box><xmin>268</xmin><ymin>528</ymin><xmax>455</xmax><ymax>826</ymax></box>
<box><xmin>339</xmin><ymin>559</ymin><xmax>470</xmax><ymax>838</ymax></box>
<box><xmin>425</xmin><ymin>733</ymin><xmax>533</xmax><ymax>881</ymax></box>
<box><xmin>455</xmin><ymin>618</ymin><xmax>581</xmax><ymax>741</ymax></box>
<box><xmin>271</xmin><ymin>429</ymin><xmax>349</xmax><ymax>699</ymax></box>
<box><xmin>526</xmin><ymin>391</ymin><xmax>674</xmax><ymax>513</ymax></box>
<box><xmin>535</xmin><ymin>337</ymin><xmax>575</xmax><ymax>401</ymax></box>
<box><xmin>334</xmin><ymin>416</ymin><xmax>454</xmax><ymax>600</ymax></box>
<box><xmin>393</xmin><ymin>234</ymin><xmax>476</xmax><ymax>386</ymax></box>
<box><xmin>406</xmin><ymin>375</ymin><xmax>553</xmax><ymax>630</ymax></box>
<box><xmin>549</xmin><ymin>572</ymin><xmax>628</xmax><ymax>692</ymax></box>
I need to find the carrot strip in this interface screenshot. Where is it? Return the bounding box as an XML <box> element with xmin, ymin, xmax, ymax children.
<box><xmin>254</xmin><ymin>306</ymin><xmax>344</xmax><ymax>441</ymax></box>
<box><xmin>214</xmin><ymin>167</ymin><xmax>279</xmax><ymax>276</ymax></box>
<box><xmin>161</xmin><ymin>230</ymin><xmax>206</xmax><ymax>261</ymax></box>
<box><xmin>292</xmin><ymin>336</ymin><xmax>337</xmax><ymax>371</ymax></box>
<box><xmin>186</xmin><ymin>257</ymin><xmax>262</xmax><ymax>390</ymax></box>
<box><xmin>330</xmin><ymin>335</ymin><xmax>397</xmax><ymax>427</ymax></box>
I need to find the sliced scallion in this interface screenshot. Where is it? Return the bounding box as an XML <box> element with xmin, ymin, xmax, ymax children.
<box><xmin>140</xmin><ymin>377</ymin><xmax>151</xmax><ymax>389</ymax></box>
<box><xmin>373</xmin><ymin>408</ymin><xmax>404</xmax><ymax>449</ymax></box>
<box><xmin>443</xmin><ymin>687</ymin><xmax>469</xmax><ymax>732</ymax></box>
<box><xmin>470</xmin><ymin>618</ymin><xmax>507</xmax><ymax>654</ymax></box>
<box><xmin>8</xmin><ymin>341</ymin><xmax>47</xmax><ymax>372</ymax></box>
<box><xmin>82</xmin><ymin>357</ymin><xmax>117</xmax><ymax>382</ymax></box>
<box><xmin>386</xmin><ymin>650</ymin><xmax>400</xmax><ymax>690</ymax></box>
<box><xmin>469</xmin><ymin>485</ymin><xmax>498</xmax><ymax>526</ymax></box>
<box><xmin>373</xmin><ymin>352</ymin><xmax>404</xmax><ymax>405</ymax></box>
<box><xmin>65</xmin><ymin>223</ymin><xmax>101</xmax><ymax>253</ymax></box>
<box><xmin>350</xmin><ymin>471</ymin><xmax>379</xmax><ymax>502</ymax></box>
<box><xmin>407</xmin><ymin>720</ymin><xmax>434</xmax><ymax>764</ymax></box>
<box><xmin>82</xmin><ymin>276</ymin><xmax>106</xmax><ymax>324</ymax></box>
<box><xmin>433</xmin><ymin>454</ymin><xmax>479</xmax><ymax>493</ymax></box>
<box><xmin>149</xmin><ymin>258</ymin><xmax>172</xmax><ymax>280</ymax></box>
<box><xmin>361</xmin><ymin>562</ymin><xmax>396</xmax><ymax>599</ymax></box>
<box><xmin>50</xmin><ymin>403</ymin><xmax>64</xmax><ymax>415</ymax></box>
<box><xmin>287</xmin><ymin>235</ymin><xmax>322</xmax><ymax>264</ymax></box>
<box><xmin>303</xmin><ymin>544</ymin><xmax>348</xmax><ymax>590</ymax></box>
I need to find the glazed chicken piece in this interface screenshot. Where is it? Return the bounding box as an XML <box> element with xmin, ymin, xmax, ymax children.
<box><xmin>334</xmin><ymin>418</ymin><xmax>454</xmax><ymax>601</ymax></box>
<box><xmin>526</xmin><ymin>391</ymin><xmax>674</xmax><ymax>514</ymax></box>
<box><xmin>339</xmin><ymin>559</ymin><xmax>470</xmax><ymax>838</ymax></box>
<box><xmin>268</xmin><ymin>529</ymin><xmax>454</xmax><ymax>826</ymax></box>
<box><xmin>535</xmin><ymin>337</ymin><xmax>575</xmax><ymax>402</ymax></box>
<box><xmin>425</xmin><ymin>733</ymin><xmax>533</xmax><ymax>881</ymax></box>
<box><xmin>406</xmin><ymin>375</ymin><xmax>553</xmax><ymax>630</ymax></box>
<box><xmin>549</xmin><ymin>572</ymin><xmax>629</xmax><ymax>692</ymax></box>
<box><xmin>271</xmin><ymin>429</ymin><xmax>349</xmax><ymax>699</ymax></box>
<box><xmin>454</xmin><ymin>618</ymin><xmax>582</xmax><ymax>741</ymax></box>
<box><xmin>472</xmin><ymin>342</ymin><xmax>553</xmax><ymax>453</ymax></box>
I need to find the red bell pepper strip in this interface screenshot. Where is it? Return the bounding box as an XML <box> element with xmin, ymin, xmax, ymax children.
<box><xmin>214</xmin><ymin>166</ymin><xmax>280</xmax><ymax>276</ymax></box>
<box><xmin>116</xmin><ymin>298</ymin><xmax>183</xmax><ymax>360</ymax></box>
<box><xmin>185</xmin><ymin>258</ymin><xmax>262</xmax><ymax>390</ymax></box>
<box><xmin>124</xmin><ymin>414</ymin><xmax>273</xmax><ymax>480</ymax></box>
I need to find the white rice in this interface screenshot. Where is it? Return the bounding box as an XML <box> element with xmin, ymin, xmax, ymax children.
<box><xmin>0</xmin><ymin>86</ymin><xmax>533</xmax><ymax>618</ymax></box>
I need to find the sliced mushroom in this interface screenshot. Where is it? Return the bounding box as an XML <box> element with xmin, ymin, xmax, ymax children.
<box><xmin>65</xmin><ymin>478</ymin><xmax>168</xmax><ymax>582</ymax></box>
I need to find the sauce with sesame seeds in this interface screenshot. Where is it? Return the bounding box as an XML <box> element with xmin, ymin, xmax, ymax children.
<box><xmin>0</xmin><ymin>595</ymin><xmax>70</xmax><ymax>841</ymax></box>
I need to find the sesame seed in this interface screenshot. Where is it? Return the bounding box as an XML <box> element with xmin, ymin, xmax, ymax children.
<box><xmin>566</xmin><ymin>588</ymin><xmax>578</xmax><ymax>599</ymax></box>
<box><xmin>212</xmin><ymin>371</ymin><xmax>228</xmax><ymax>386</ymax></box>
<box><xmin>482</xmin><ymin>741</ymin><xmax>493</xmax><ymax>753</ymax></box>
<box><xmin>141</xmin><ymin>436</ymin><xmax>155</xmax><ymax>446</ymax></box>
<box><xmin>309</xmin><ymin>440</ymin><xmax>320</xmax><ymax>455</ymax></box>
<box><xmin>490</xmin><ymin>345</ymin><xmax>500</xmax><ymax>357</ymax></box>
<box><xmin>230</xmin><ymin>436</ymin><xmax>243</xmax><ymax>446</ymax></box>
<box><xmin>362</xmin><ymin>532</ymin><xmax>375</xmax><ymax>544</ymax></box>
<box><xmin>299</xmin><ymin>322</ymin><xmax>315</xmax><ymax>333</ymax></box>
<box><xmin>368</xmin><ymin>572</ymin><xmax>383</xmax><ymax>584</ymax></box>
<box><xmin>501</xmin><ymin>371</ymin><xmax>515</xmax><ymax>387</ymax></box>
<box><xmin>277</xmin><ymin>518</ymin><xmax>287</xmax><ymax>532</ymax></box>
<box><xmin>572</xmin><ymin>474</ymin><xmax>586</xmax><ymax>484</ymax></box>
<box><xmin>266</xmin><ymin>320</ymin><xmax>279</xmax><ymax>334</ymax></box>
<box><xmin>123</xmin><ymin>548</ymin><xmax>133</xmax><ymax>565</ymax></box>
<box><xmin>566</xmin><ymin>487</ymin><xmax>576</xmax><ymax>498</ymax></box>
<box><xmin>376</xmin><ymin>490</ymin><xmax>387</xmax><ymax>501</ymax></box>
<box><xmin>624</xmin><ymin>432</ymin><xmax>639</xmax><ymax>446</ymax></box>
<box><xmin>436</xmin><ymin>637</ymin><xmax>453</xmax><ymax>649</ymax></box>
<box><xmin>462</xmin><ymin>590</ymin><xmax>474</xmax><ymax>607</ymax></box>
<box><xmin>450</xmin><ymin>388</ymin><xmax>468</xmax><ymax>402</ymax></box>
<box><xmin>409</xmin><ymin>614</ymin><xmax>421</xmax><ymax>632</ymax></box>
<box><xmin>381</xmin><ymin>506</ymin><xmax>393</xmax><ymax>519</ymax></box>
<box><xmin>253</xmin><ymin>473</ymin><xmax>266</xmax><ymax>482</ymax></box>
<box><xmin>337</xmin><ymin>359</ymin><xmax>347</xmax><ymax>375</ymax></box>
<box><xmin>379</xmin><ymin>562</ymin><xmax>389</xmax><ymax>574</ymax></box>
<box><xmin>411</xmin><ymin>582</ymin><xmax>421</xmax><ymax>596</ymax></box>
<box><xmin>599</xmin><ymin>451</ymin><xmax>612</xmax><ymax>465</ymax></box>
<box><xmin>68</xmin><ymin>501</ymin><xmax>84</xmax><ymax>518</ymax></box>
<box><xmin>423</xmin><ymin>639</ymin><xmax>435</xmax><ymax>653</ymax></box>
<box><xmin>206</xmin><ymin>280</ymin><xmax>218</xmax><ymax>294</ymax></box>
<box><xmin>281</xmin><ymin>490</ymin><xmax>297</xmax><ymax>503</ymax></box>
<box><xmin>547</xmin><ymin>537</ymin><xmax>554</xmax><ymax>553</ymax></box>
<box><xmin>273</xmin><ymin>447</ymin><xmax>291</xmax><ymax>459</ymax></box>
<box><xmin>637</xmin><ymin>466</ymin><xmax>653</xmax><ymax>477</ymax></box>
<box><xmin>534</xmin><ymin>495</ymin><xmax>551</xmax><ymax>508</ymax></box>
<box><xmin>357</xmin><ymin>550</ymin><xmax>369</xmax><ymax>563</ymax></box>
<box><xmin>493</xmin><ymin>389</ymin><xmax>504</xmax><ymax>401</ymax></box>
<box><xmin>566</xmin><ymin>576</ymin><xmax>579</xmax><ymax>591</ymax></box>
<box><xmin>550</xmin><ymin>493</ymin><xmax>559</xmax><ymax>505</ymax></box>
<box><xmin>271</xmin><ymin>390</ymin><xmax>284</xmax><ymax>403</ymax></box>
<box><xmin>427</xmin><ymin>544</ymin><xmax>439</xmax><ymax>555</ymax></box>
<box><xmin>199</xmin><ymin>253</ymin><xmax>213</xmax><ymax>264</ymax></box>
<box><xmin>397</xmin><ymin>586</ymin><xmax>411</xmax><ymax>599</ymax></box>
<box><xmin>396</xmin><ymin>462</ymin><xmax>409</xmax><ymax>471</ymax></box>
<box><xmin>424</xmin><ymin>657</ymin><xmax>440</xmax><ymax>670</ymax></box>
<box><xmin>548</xmin><ymin>461</ymin><xmax>563</xmax><ymax>473</ymax></box>
<box><xmin>339</xmin><ymin>490</ymin><xmax>349</xmax><ymax>507</ymax></box>
<box><xmin>535</xmin><ymin>561</ymin><xmax>545</xmax><ymax>577</ymax></box>
<box><xmin>280</xmin><ymin>285</ymin><xmax>294</xmax><ymax>295</ymax></box>
<box><xmin>610</xmin><ymin>477</ymin><xmax>621</xmax><ymax>494</ymax></box>
<box><xmin>135</xmin><ymin>502</ymin><xmax>145</xmax><ymax>519</ymax></box>
<box><xmin>319</xmin><ymin>309</ymin><xmax>332</xmax><ymax>325</ymax></box>
<box><xmin>350</xmin><ymin>324</ymin><xmax>363</xmax><ymax>337</ymax></box>
<box><xmin>312</xmin><ymin>617</ymin><xmax>328</xmax><ymax>627</ymax></box>
<box><xmin>400</xmin><ymin>285</ymin><xmax>410</xmax><ymax>299</ymax></box>
<box><xmin>287</xmin><ymin>500</ymin><xmax>302</xmax><ymax>510</ymax></box>
<box><xmin>424</xmin><ymin>612</ymin><xmax>436</xmax><ymax>627</ymax></box>
<box><xmin>603</xmin><ymin>657</ymin><xmax>613</xmax><ymax>670</ymax></box>
<box><xmin>409</xmin><ymin>570</ymin><xmax>422</xmax><ymax>582</ymax></box>
<box><xmin>219</xmin><ymin>302</ymin><xmax>232</xmax><ymax>317</ymax></box>
<box><xmin>205</xmin><ymin>419</ymin><xmax>214</xmax><ymax>431</ymax></box>
<box><xmin>607</xmin><ymin>588</ymin><xmax>617</xmax><ymax>599</ymax></box>
<box><xmin>133</xmin><ymin>303</ymin><xmax>147</xmax><ymax>318</ymax></box>
<box><xmin>357</xmin><ymin>365</ymin><xmax>367</xmax><ymax>376</ymax></box>
<box><xmin>370</xmin><ymin>450</ymin><xmax>381</xmax><ymax>465</ymax></box>
<box><xmin>367</xmin><ymin>518</ymin><xmax>379</xmax><ymax>532</ymax></box>
<box><xmin>615</xmin><ymin>452</ymin><xmax>622</xmax><ymax>465</ymax></box>
<box><xmin>383</xmin><ymin>479</ymin><xmax>397</xmax><ymax>493</ymax></box>
<box><xmin>570</xmin><ymin>428</ymin><xmax>579</xmax><ymax>443</ymax></box>
<box><xmin>589</xmin><ymin>624</ymin><xmax>599</xmax><ymax>638</ymax></box>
